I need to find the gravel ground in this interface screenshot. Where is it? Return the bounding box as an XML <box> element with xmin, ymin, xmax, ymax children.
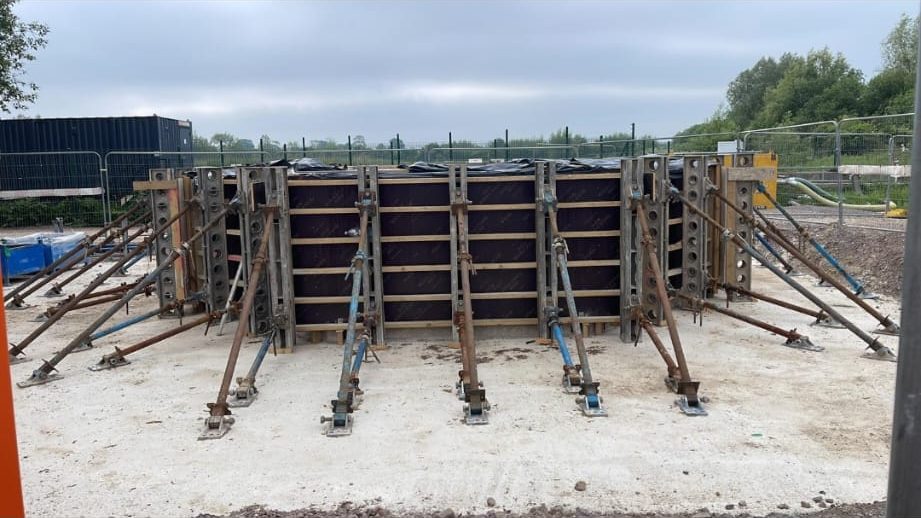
<box><xmin>199</xmin><ymin>500</ymin><xmax>887</xmax><ymax>518</ymax></box>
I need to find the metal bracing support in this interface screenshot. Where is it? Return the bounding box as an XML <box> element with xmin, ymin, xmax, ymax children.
<box><xmin>720</xmin><ymin>283</ymin><xmax>839</xmax><ymax>328</ymax></box>
<box><xmin>322</xmin><ymin>187</ymin><xmax>376</xmax><ymax>436</ymax></box>
<box><xmin>754</xmin><ymin>231</ymin><xmax>798</xmax><ymax>275</ymax></box>
<box><xmin>90</xmin><ymin>310</ymin><xmax>221</xmax><ymax>372</ymax></box>
<box><xmin>17</xmin><ymin>203</ymin><xmax>234</xmax><ymax>388</ymax></box>
<box><xmin>368</xmin><ymin>166</ymin><xmax>386</xmax><ymax>348</ymax></box>
<box><xmin>672</xmin><ymin>186</ymin><xmax>896</xmax><ymax>362</ymax></box>
<box><xmin>39</xmin><ymin>212</ymin><xmax>151</xmax><ymax>299</ymax></box>
<box><xmin>756</xmin><ymin>182</ymin><xmax>877</xmax><ymax>299</ymax></box>
<box><xmin>678</xmin><ymin>156</ymin><xmax>709</xmax><ymax>306</ymax></box>
<box><xmin>638</xmin><ymin>317</ymin><xmax>681</xmax><ymax>389</ymax></box>
<box><xmin>200</xmin><ymin>208</ymin><xmax>274</xmax><ymax>440</ymax></box>
<box><xmin>217</xmin><ymin>261</ymin><xmax>244</xmax><ymax>336</ymax></box>
<box><xmin>535</xmin><ymin>163</ymin><xmax>550</xmax><ymax>339</ymax></box>
<box><xmin>538</xmin><ymin>163</ymin><xmax>606</xmax><ymax>416</ymax></box>
<box><xmin>78</xmin><ymin>303</ymin><xmax>173</xmax><ymax>352</ymax></box>
<box><xmin>238</xmin><ymin>167</ymin><xmax>274</xmax><ymax>337</ymax></box>
<box><xmin>198</xmin><ymin>168</ymin><xmax>231</xmax><ymax>314</ymax></box>
<box><xmin>6</xmin><ymin>211</ymin><xmax>171</xmax><ymax>366</ymax></box>
<box><xmin>680</xmin><ymin>294</ymin><xmax>820</xmax><ymax>352</ymax></box>
<box><xmin>720</xmin><ymin>154</ymin><xmax>760</xmax><ymax>300</ymax></box>
<box><xmin>635</xmin><ymin>200</ymin><xmax>706</xmax><ymax>416</ymax></box>
<box><xmin>228</xmin><ymin>328</ymin><xmax>276</xmax><ymax>407</ymax></box>
<box><xmin>5</xmin><ymin>201</ymin><xmax>147</xmax><ymax>308</ymax></box>
<box><xmin>262</xmin><ymin>166</ymin><xmax>296</xmax><ymax>350</ymax></box>
<box><xmin>711</xmin><ymin>187</ymin><xmax>901</xmax><ymax>337</ymax></box>
<box><xmin>619</xmin><ymin>159</ymin><xmax>643</xmax><ymax>343</ymax></box>
<box><xmin>640</xmin><ymin>156</ymin><xmax>667</xmax><ymax>324</ymax></box>
<box><xmin>34</xmin><ymin>282</ymin><xmax>145</xmax><ymax>321</ymax></box>
<box><xmin>450</xmin><ymin>164</ymin><xmax>489</xmax><ymax>425</ymax></box>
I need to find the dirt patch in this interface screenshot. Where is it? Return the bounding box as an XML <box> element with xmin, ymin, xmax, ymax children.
<box><xmin>777</xmin><ymin>224</ymin><xmax>904</xmax><ymax>298</ymax></box>
<box><xmin>200</xmin><ymin>501</ymin><xmax>886</xmax><ymax>518</ymax></box>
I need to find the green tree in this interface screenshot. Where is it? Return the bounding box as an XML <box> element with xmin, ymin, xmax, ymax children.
<box><xmin>863</xmin><ymin>67</ymin><xmax>915</xmax><ymax>115</ymax></box>
<box><xmin>882</xmin><ymin>13</ymin><xmax>919</xmax><ymax>74</ymax></box>
<box><xmin>726</xmin><ymin>53</ymin><xmax>799</xmax><ymax>128</ymax></box>
<box><xmin>755</xmin><ymin>48</ymin><xmax>865</xmax><ymax>126</ymax></box>
<box><xmin>192</xmin><ymin>133</ymin><xmax>217</xmax><ymax>152</ymax></box>
<box><xmin>0</xmin><ymin>0</ymin><xmax>49</xmax><ymax>112</ymax></box>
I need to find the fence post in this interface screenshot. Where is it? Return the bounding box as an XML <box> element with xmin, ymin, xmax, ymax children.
<box><xmin>259</xmin><ymin>138</ymin><xmax>265</xmax><ymax>164</ymax></box>
<box><xmin>599</xmin><ymin>135</ymin><xmax>604</xmax><ymax>158</ymax></box>
<box><xmin>630</xmin><ymin>123</ymin><xmax>635</xmax><ymax>156</ymax></box>
<box><xmin>448</xmin><ymin>132</ymin><xmax>453</xmax><ymax>162</ymax></box>
<box><xmin>302</xmin><ymin>137</ymin><xmax>306</xmax><ymax>158</ymax></box>
<box><xmin>389</xmin><ymin>140</ymin><xmax>394</xmax><ymax>165</ymax></box>
<box><xmin>834</xmin><ymin>121</ymin><xmax>844</xmax><ymax>229</ymax></box>
<box><xmin>396</xmin><ymin>133</ymin><xmax>401</xmax><ymax>165</ymax></box>
<box><xmin>348</xmin><ymin>135</ymin><xmax>353</xmax><ymax>166</ymax></box>
<box><xmin>219</xmin><ymin>140</ymin><xmax>225</xmax><ymax>167</ymax></box>
<box><xmin>505</xmin><ymin>129</ymin><xmax>510</xmax><ymax>161</ymax></box>
<box><xmin>283</xmin><ymin>143</ymin><xmax>288</xmax><ymax>161</ymax></box>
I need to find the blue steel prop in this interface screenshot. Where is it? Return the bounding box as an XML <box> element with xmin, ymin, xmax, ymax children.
<box><xmin>542</xmin><ymin>190</ymin><xmax>606</xmax><ymax>415</ymax></box>
<box><xmin>672</xmin><ymin>186</ymin><xmax>896</xmax><ymax>361</ymax></box>
<box><xmin>229</xmin><ymin>329</ymin><xmax>277</xmax><ymax>407</ymax></box>
<box><xmin>323</xmin><ymin>191</ymin><xmax>376</xmax><ymax>436</ymax></box>
<box><xmin>754</xmin><ymin>231</ymin><xmax>797</xmax><ymax>275</ymax></box>
<box><xmin>718</xmin><ymin>186</ymin><xmax>899</xmax><ymax>336</ymax></box>
<box><xmin>756</xmin><ymin>182</ymin><xmax>876</xmax><ymax>299</ymax></box>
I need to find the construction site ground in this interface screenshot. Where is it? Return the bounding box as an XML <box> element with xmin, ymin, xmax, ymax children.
<box><xmin>6</xmin><ymin>253</ymin><xmax>900</xmax><ymax>518</ymax></box>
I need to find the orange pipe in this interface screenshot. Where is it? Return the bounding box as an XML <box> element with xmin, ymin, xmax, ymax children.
<box><xmin>0</xmin><ymin>270</ymin><xmax>25</xmax><ymax>518</ymax></box>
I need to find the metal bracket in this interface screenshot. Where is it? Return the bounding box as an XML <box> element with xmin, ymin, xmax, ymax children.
<box><xmin>864</xmin><ymin>346</ymin><xmax>897</xmax><ymax>362</ymax></box>
<box><xmin>198</xmin><ymin>415</ymin><xmax>235</xmax><ymax>440</ymax></box>
<box><xmin>88</xmin><ymin>354</ymin><xmax>130</xmax><ymax>371</ymax></box>
<box><xmin>783</xmin><ymin>335</ymin><xmax>824</xmax><ymax>352</ymax></box>
<box><xmin>228</xmin><ymin>378</ymin><xmax>258</xmax><ymax>408</ymax></box>
<box><xmin>16</xmin><ymin>362</ymin><xmax>62</xmax><ymax>388</ymax></box>
<box><xmin>675</xmin><ymin>396</ymin><xmax>708</xmax><ymax>416</ymax></box>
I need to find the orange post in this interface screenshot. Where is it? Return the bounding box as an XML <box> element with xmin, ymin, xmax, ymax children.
<box><xmin>0</xmin><ymin>270</ymin><xmax>25</xmax><ymax>518</ymax></box>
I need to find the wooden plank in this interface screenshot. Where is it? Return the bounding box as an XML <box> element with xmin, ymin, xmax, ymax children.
<box><xmin>380</xmin><ymin>234</ymin><xmax>450</xmax><ymax>243</ymax></box>
<box><xmin>668</xmin><ymin>242</ymin><xmax>683</xmax><ymax>252</ymax></box>
<box><xmin>132</xmin><ymin>180</ymin><xmax>175</xmax><ymax>191</ymax></box>
<box><xmin>667</xmin><ymin>267</ymin><xmax>682</xmax><ymax>276</ymax></box>
<box><xmin>668</xmin><ymin>217</ymin><xmax>682</xmax><ymax>225</ymax></box>
<box><xmin>557</xmin><ymin>201</ymin><xmax>620</xmax><ymax>209</ymax></box>
<box><xmin>567</xmin><ymin>259</ymin><xmax>619</xmax><ymax>267</ymax></box>
<box><xmin>556</xmin><ymin>172</ymin><xmax>621</xmax><ymax>181</ymax></box>
<box><xmin>466</xmin><ymin>175</ymin><xmax>533</xmax><ymax>183</ymax></box>
<box><xmin>294</xmin><ymin>296</ymin><xmax>350</xmax><ymax>304</ymax></box>
<box><xmin>0</xmin><ymin>187</ymin><xmax>104</xmax><ymax>200</ymax></box>
<box><xmin>469</xmin><ymin>232</ymin><xmax>535</xmax><ymax>240</ymax></box>
<box><xmin>293</xmin><ymin>267</ymin><xmax>350</xmax><ymax>275</ymax></box>
<box><xmin>470</xmin><ymin>291</ymin><xmax>537</xmax><ymax>300</ymax></box>
<box><xmin>559</xmin><ymin>230</ymin><xmax>620</xmax><ymax>238</ymax></box>
<box><xmin>383</xmin><ymin>293</ymin><xmax>452</xmax><ymax>302</ymax></box>
<box><xmin>558</xmin><ymin>289</ymin><xmax>620</xmax><ymax>297</ymax></box>
<box><xmin>292</xmin><ymin>237</ymin><xmax>359</xmax><ymax>245</ymax></box>
<box><xmin>296</xmin><ymin>315</ymin><xmax>619</xmax><ymax>332</ymax></box>
<box><xmin>289</xmin><ymin>207</ymin><xmax>358</xmax><ymax>215</ymax></box>
<box><xmin>381</xmin><ymin>264</ymin><xmax>452</xmax><ymax>273</ymax></box>
<box><xmin>467</xmin><ymin>203</ymin><xmax>534</xmax><ymax>211</ymax></box>
<box><xmin>471</xmin><ymin>261</ymin><xmax>535</xmax><ymax>270</ymax></box>
<box><xmin>226</xmin><ymin>228</ymin><xmax>241</xmax><ymax>236</ymax></box>
<box><xmin>288</xmin><ymin>179</ymin><xmax>357</xmax><ymax>186</ymax></box>
<box><xmin>379</xmin><ymin>205</ymin><xmax>448</xmax><ymax>213</ymax></box>
<box><xmin>378</xmin><ymin>177</ymin><xmax>449</xmax><ymax>185</ymax></box>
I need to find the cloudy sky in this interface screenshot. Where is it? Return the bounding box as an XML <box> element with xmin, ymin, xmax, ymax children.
<box><xmin>9</xmin><ymin>0</ymin><xmax>919</xmax><ymax>145</ymax></box>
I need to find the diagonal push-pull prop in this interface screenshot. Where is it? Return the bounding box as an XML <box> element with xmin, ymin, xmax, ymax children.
<box><xmin>672</xmin><ymin>186</ymin><xmax>896</xmax><ymax>362</ymax></box>
<box><xmin>711</xmin><ymin>186</ymin><xmax>899</xmax><ymax>337</ymax></box>
<box><xmin>17</xmin><ymin>200</ymin><xmax>235</xmax><ymax>387</ymax></box>
<box><xmin>634</xmin><ymin>198</ymin><xmax>707</xmax><ymax>416</ymax></box>
<box><xmin>755</xmin><ymin>182</ymin><xmax>877</xmax><ymax>300</ymax></box>
<box><xmin>200</xmin><ymin>207</ymin><xmax>275</xmax><ymax>440</ymax></box>
<box><xmin>322</xmin><ymin>188</ymin><xmax>378</xmax><ymax>436</ymax></box>
<box><xmin>450</xmin><ymin>165</ymin><xmax>489</xmax><ymax>425</ymax></box>
<box><xmin>541</xmin><ymin>189</ymin><xmax>607</xmax><ymax>417</ymax></box>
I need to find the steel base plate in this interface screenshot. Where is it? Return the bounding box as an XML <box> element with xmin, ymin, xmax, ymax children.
<box><xmin>228</xmin><ymin>388</ymin><xmax>258</xmax><ymax>408</ymax></box>
<box><xmin>198</xmin><ymin>416</ymin><xmax>235</xmax><ymax>440</ymax></box>
<box><xmin>864</xmin><ymin>347</ymin><xmax>897</xmax><ymax>362</ymax></box>
<box><xmin>17</xmin><ymin>371</ymin><xmax>61</xmax><ymax>388</ymax></box>
<box><xmin>562</xmin><ymin>376</ymin><xmax>581</xmax><ymax>394</ymax></box>
<box><xmin>31</xmin><ymin>313</ymin><xmax>50</xmax><ymax>322</ymax></box>
<box><xmin>783</xmin><ymin>336</ymin><xmax>824</xmax><ymax>352</ymax></box>
<box><xmin>675</xmin><ymin>396</ymin><xmax>708</xmax><ymax>416</ymax></box>
<box><xmin>9</xmin><ymin>354</ymin><xmax>30</xmax><ymax>365</ymax></box>
<box><xmin>5</xmin><ymin>302</ymin><xmax>32</xmax><ymax>310</ymax></box>
<box><xmin>42</xmin><ymin>289</ymin><xmax>65</xmax><ymax>298</ymax></box>
<box><xmin>578</xmin><ymin>400</ymin><xmax>608</xmax><ymax>417</ymax></box>
<box><xmin>814</xmin><ymin>318</ymin><xmax>846</xmax><ymax>329</ymax></box>
<box><xmin>88</xmin><ymin>357</ymin><xmax>130</xmax><ymax>371</ymax></box>
<box><xmin>873</xmin><ymin>325</ymin><xmax>900</xmax><ymax>337</ymax></box>
<box><xmin>325</xmin><ymin>415</ymin><xmax>353</xmax><ymax>437</ymax></box>
<box><xmin>464</xmin><ymin>411</ymin><xmax>489</xmax><ymax>425</ymax></box>
<box><xmin>858</xmin><ymin>291</ymin><xmax>880</xmax><ymax>300</ymax></box>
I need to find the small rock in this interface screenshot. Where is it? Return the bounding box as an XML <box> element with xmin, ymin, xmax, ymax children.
<box><xmin>801</xmin><ymin>500</ymin><xmax>813</xmax><ymax>509</ymax></box>
<box><xmin>738</xmin><ymin>501</ymin><xmax>747</xmax><ymax>508</ymax></box>
<box><xmin>487</xmin><ymin>497</ymin><xmax>496</xmax><ymax>507</ymax></box>
<box><xmin>819</xmin><ymin>502</ymin><xmax>828</xmax><ymax>508</ymax></box>
<box><xmin>574</xmin><ymin>480</ymin><xmax>587</xmax><ymax>492</ymax></box>
<box><xmin>778</xmin><ymin>503</ymin><xmax>790</xmax><ymax>510</ymax></box>
<box><xmin>725</xmin><ymin>503</ymin><xmax>736</xmax><ymax>510</ymax></box>
<box><xmin>819</xmin><ymin>490</ymin><xmax>826</xmax><ymax>494</ymax></box>
<box><xmin>683</xmin><ymin>470</ymin><xmax>690</xmax><ymax>475</ymax></box>
<box><xmin>813</xmin><ymin>496</ymin><xmax>824</xmax><ymax>503</ymax></box>
<box><xmin>825</xmin><ymin>498</ymin><xmax>834</xmax><ymax>503</ymax></box>
<box><xmin>715</xmin><ymin>491</ymin><xmax>721</xmax><ymax>497</ymax></box>
<box><xmin>700</xmin><ymin>395</ymin><xmax>711</xmax><ymax>403</ymax></box>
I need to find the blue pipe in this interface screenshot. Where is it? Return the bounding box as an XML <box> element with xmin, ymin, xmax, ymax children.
<box><xmin>245</xmin><ymin>332</ymin><xmax>274</xmax><ymax>380</ymax></box>
<box><xmin>88</xmin><ymin>306</ymin><xmax>162</xmax><ymax>342</ymax></box>
<box><xmin>351</xmin><ymin>335</ymin><xmax>369</xmax><ymax>375</ymax></box>
<box><xmin>812</xmin><ymin>241</ymin><xmax>864</xmax><ymax>293</ymax></box>
<box><xmin>755</xmin><ymin>232</ymin><xmax>787</xmax><ymax>267</ymax></box>
<box><xmin>550</xmin><ymin>322</ymin><xmax>574</xmax><ymax>367</ymax></box>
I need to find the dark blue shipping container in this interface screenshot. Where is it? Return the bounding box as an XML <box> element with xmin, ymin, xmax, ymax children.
<box><xmin>0</xmin><ymin>115</ymin><xmax>193</xmax><ymax>195</ymax></box>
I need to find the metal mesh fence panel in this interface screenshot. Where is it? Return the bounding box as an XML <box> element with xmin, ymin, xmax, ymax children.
<box><xmin>0</xmin><ymin>152</ymin><xmax>107</xmax><ymax>227</ymax></box>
